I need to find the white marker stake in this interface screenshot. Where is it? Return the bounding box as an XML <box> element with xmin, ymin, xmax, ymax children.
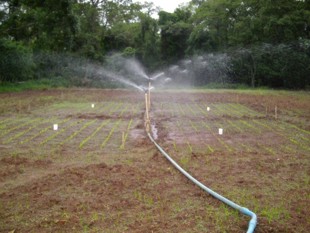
<box><xmin>91</xmin><ymin>103</ymin><xmax>95</xmax><ymax>108</ymax></box>
<box><xmin>207</xmin><ymin>107</ymin><xmax>210</xmax><ymax>111</ymax></box>
<box><xmin>53</xmin><ymin>124</ymin><xmax>58</xmax><ymax>131</ymax></box>
<box><xmin>219</xmin><ymin>128</ymin><xmax>223</xmax><ymax>135</ymax></box>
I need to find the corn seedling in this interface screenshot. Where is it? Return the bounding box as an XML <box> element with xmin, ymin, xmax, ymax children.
<box><xmin>120</xmin><ymin>119</ymin><xmax>133</xmax><ymax>150</ymax></box>
<box><xmin>202</xmin><ymin>121</ymin><xmax>234</xmax><ymax>153</ymax></box>
<box><xmin>177</xmin><ymin>103</ymin><xmax>186</xmax><ymax>116</ymax></box>
<box><xmin>118</xmin><ymin>104</ymin><xmax>128</xmax><ymax>117</ymax></box>
<box><xmin>186</xmin><ymin>103</ymin><xmax>198</xmax><ymax>116</ymax></box>
<box><xmin>101</xmin><ymin>119</ymin><xmax>121</xmax><ymax>149</ymax></box>
<box><xmin>0</xmin><ymin>117</ymin><xmax>41</xmax><ymax>137</ymax></box>
<box><xmin>173</xmin><ymin>141</ymin><xmax>178</xmax><ymax>151</ymax></box>
<box><xmin>20</xmin><ymin>118</ymin><xmax>70</xmax><ymax>144</ymax></box>
<box><xmin>240</xmin><ymin>120</ymin><xmax>261</xmax><ymax>133</ymax></box>
<box><xmin>189</xmin><ymin>120</ymin><xmax>199</xmax><ymax>132</ymax></box>
<box><xmin>40</xmin><ymin>119</ymin><xmax>83</xmax><ymax>145</ymax></box>
<box><xmin>226</xmin><ymin>120</ymin><xmax>243</xmax><ymax>132</ymax></box>
<box><xmin>195</xmin><ymin>103</ymin><xmax>208</xmax><ymax>116</ymax></box>
<box><xmin>205</xmin><ymin>144</ymin><xmax>214</xmax><ymax>153</ymax></box>
<box><xmin>59</xmin><ymin>119</ymin><xmax>96</xmax><ymax>146</ymax></box>
<box><xmin>4</xmin><ymin>117</ymin><xmax>57</xmax><ymax>144</ymax></box>
<box><xmin>79</xmin><ymin>119</ymin><xmax>110</xmax><ymax>149</ymax></box>
<box><xmin>187</xmin><ymin>141</ymin><xmax>193</xmax><ymax>153</ymax></box>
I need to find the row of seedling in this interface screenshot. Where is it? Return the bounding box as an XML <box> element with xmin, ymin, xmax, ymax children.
<box><xmin>1</xmin><ymin>101</ymin><xmax>140</xmax><ymax>150</ymax></box>
<box><xmin>165</xmin><ymin>101</ymin><xmax>307</xmax><ymax>155</ymax></box>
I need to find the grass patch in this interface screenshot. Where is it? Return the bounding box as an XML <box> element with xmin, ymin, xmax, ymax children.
<box><xmin>0</xmin><ymin>78</ymin><xmax>69</xmax><ymax>92</ymax></box>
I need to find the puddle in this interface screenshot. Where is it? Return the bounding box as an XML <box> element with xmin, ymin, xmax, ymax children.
<box><xmin>151</xmin><ymin>123</ymin><xmax>158</xmax><ymax>140</ymax></box>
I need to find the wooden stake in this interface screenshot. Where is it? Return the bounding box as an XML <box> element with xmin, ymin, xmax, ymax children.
<box><xmin>145</xmin><ymin>92</ymin><xmax>150</xmax><ymax>132</ymax></box>
<box><xmin>275</xmin><ymin>105</ymin><xmax>278</xmax><ymax>120</ymax></box>
<box><xmin>148</xmin><ymin>81</ymin><xmax>151</xmax><ymax>110</ymax></box>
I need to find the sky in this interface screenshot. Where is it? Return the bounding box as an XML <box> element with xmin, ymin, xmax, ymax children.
<box><xmin>135</xmin><ymin>0</ymin><xmax>191</xmax><ymax>13</ymax></box>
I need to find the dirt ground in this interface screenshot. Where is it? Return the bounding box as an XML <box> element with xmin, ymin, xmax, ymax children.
<box><xmin>0</xmin><ymin>89</ymin><xmax>309</xmax><ymax>233</ymax></box>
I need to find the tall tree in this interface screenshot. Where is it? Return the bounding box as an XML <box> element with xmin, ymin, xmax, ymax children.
<box><xmin>158</xmin><ymin>7</ymin><xmax>192</xmax><ymax>64</ymax></box>
<box><xmin>0</xmin><ymin>0</ymin><xmax>78</xmax><ymax>52</ymax></box>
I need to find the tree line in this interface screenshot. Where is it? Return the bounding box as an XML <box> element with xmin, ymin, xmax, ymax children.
<box><xmin>0</xmin><ymin>0</ymin><xmax>309</xmax><ymax>89</ymax></box>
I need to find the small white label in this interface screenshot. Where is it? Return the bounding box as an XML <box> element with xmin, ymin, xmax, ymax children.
<box><xmin>53</xmin><ymin>124</ymin><xmax>58</xmax><ymax>131</ymax></box>
<box><xmin>219</xmin><ymin>128</ymin><xmax>223</xmax><ymax>135</ymax></box>
<box><xmin>91</xmin><ymin>104</ymin><xmax>95</xmax><ymax>108</ymax></box>
<box><xmin>207</xmin><ymin>107</ymin><xmax>210</xmax><ymax>111</ymax></box>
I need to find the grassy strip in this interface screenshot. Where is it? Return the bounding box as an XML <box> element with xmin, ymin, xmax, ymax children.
<box><xmin>0</xmin><ymin>78</ymin><xmax>69</xmax><ymax>93</ymax></box>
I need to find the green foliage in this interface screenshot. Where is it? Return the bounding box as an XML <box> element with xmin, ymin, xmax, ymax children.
<box><xmin>0</xmin><ymin>78</ymin><xmax>69</xmax><ymax>92</ymax></box>
<box><xmin>230</xmin><ymin>40</ymin><xmax>310</xmax><ymax>88</ymax></box>
<box><xmin>122</xmin><ymin>47</ymin><xmax>136</xmax><ymax>57</ymax></box>
<box><xmin>0</xmin><ymin>0</ymin><xmax>309</xmax><ymax>89</ymax></box>
<box><xmin>0</xmin><ymin>39</ymin><xmax>34</xmax><ymax>82</ymax></box>
<box><xmin>158</xmin><ymin>8</ymin><xmax>193</xmax><ymax>64</ymax></box>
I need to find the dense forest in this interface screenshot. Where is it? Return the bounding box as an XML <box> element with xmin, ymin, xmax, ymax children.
<box><xmin>0</xmin><ymin>0</ymin><xmax>309</xmax><ymax>89</ymax></box>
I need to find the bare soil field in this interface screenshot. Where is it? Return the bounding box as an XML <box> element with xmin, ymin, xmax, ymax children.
<box><xmin>0</xmin><ymin>89</ymin><xmax>309</xmax><ymax>233</ymax></box>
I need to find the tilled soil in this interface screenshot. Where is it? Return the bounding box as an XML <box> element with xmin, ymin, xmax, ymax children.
<box><xmin>0</xmin><ymin>89</ymin><xmax>309</xmax><ymax>233</ymax></box>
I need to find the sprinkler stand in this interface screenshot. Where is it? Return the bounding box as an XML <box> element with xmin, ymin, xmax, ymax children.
<box><xmin>275</xmin><ymin>105</ymin><xmax>278</xmax><ymax>120</ymax></box>
<box><xmin>148</xmin><ymin>80</ymin><xmax>151</xmax><ymax>110</ymax></box>
<box><xmin>145</xmin><ymin>92</ymin><xmax>150</xmax><ymax>132</ymax></box>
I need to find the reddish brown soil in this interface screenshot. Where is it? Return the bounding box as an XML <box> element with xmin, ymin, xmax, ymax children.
<box><xmin>0</xmin><ymin>89</ymin><xmax>309</xmax><ymax>233</ymax></box>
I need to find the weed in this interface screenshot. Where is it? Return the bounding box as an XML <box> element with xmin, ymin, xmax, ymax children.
<box><xmin>261</xmin><ymin>205</ymin><xmax>290</xmax><ymax>224</ymax></box>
